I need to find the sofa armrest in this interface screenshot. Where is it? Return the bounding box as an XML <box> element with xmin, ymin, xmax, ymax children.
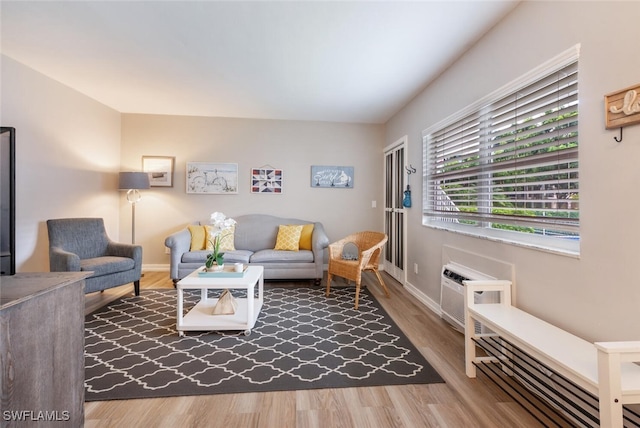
<box><xmin>311</xmin><ymin>222</ymin><xmax>330</xmax><ymax>279</ymax></box>
<box><xmin>49</xmin><ymin>246</ymin><xmax>81</xmax><ymax>272</ymax></box>
<box><xmin>164</xmin><ymin>228</ymin><xmax>192</xmax><ymax>280</ymax></box>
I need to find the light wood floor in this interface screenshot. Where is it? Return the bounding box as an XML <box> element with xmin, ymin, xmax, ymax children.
<box><xmin>83</xmin><ymin>271</ymin><xmax>547</xmax><ymax>428</ymax></box>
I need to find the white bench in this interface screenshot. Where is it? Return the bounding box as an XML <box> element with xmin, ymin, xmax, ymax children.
<box><xmin>463</xmin><ymin>280</ymin><xmax>640</xmax><ymax>427</ymax></box>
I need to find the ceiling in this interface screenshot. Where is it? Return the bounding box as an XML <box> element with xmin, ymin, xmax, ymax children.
<box><xmin>1</xmin><ymin>1</ymin><xmax>518</xmax><ymax>124</ymax></box>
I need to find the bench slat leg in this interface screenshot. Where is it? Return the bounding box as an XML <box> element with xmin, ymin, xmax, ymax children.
<box><xmin>597</xmin><ymin>348</ymin><xmax>623</xmax><ymax>428</ymax></box>
<box><xmin>464</xmin><ymin>315</ymin><xmax>477</xmax><ymax>377</ymax></box>
<box><xmin>464</xmin><ymin>285</ymin><xmax>477</xmax><ymax>377</ymax></box>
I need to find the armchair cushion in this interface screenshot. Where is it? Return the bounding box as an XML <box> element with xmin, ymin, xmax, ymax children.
<box><xmin>80</xmin><ymin>256</ymin><xmax>135</xmax><ymax>277</ymax></box>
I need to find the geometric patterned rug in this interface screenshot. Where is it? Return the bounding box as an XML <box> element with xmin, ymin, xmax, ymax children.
<box><xmin>84</xmin><ymin>285</ymin><xmax>444</xmax><ymax>401</ymax></box>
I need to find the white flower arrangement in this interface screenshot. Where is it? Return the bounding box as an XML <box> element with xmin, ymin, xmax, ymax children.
<box><xmin>210</xmin><ymin>211</ymin><xmax>237</xmax><ymax>231</ymax></box>
<box><xmin>206</xmin><ymin>212</ymin><xmax>236</xmax><ymax>269</ymax></box>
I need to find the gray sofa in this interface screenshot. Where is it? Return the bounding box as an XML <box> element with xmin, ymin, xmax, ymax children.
<box><xmin>165</xmin><ymin>214</ymin><xmax>329</xmax><ymax>284</ymax></box>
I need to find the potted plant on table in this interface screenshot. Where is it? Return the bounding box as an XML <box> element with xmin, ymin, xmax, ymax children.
<box><xmin>205</xmin><ymin>212</ymin><xmax>236</xmax><ymax>272</ymax></box>
<box><xmin>205</xmin><ymin>238</ymin><xmax>225</xmax><ymax>271</ymax></box>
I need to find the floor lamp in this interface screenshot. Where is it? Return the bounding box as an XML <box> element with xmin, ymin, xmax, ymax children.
<box><xmin>118</xmin><ymin>172</ymin><xmax>150</xmax><ymax>244</ymax></box>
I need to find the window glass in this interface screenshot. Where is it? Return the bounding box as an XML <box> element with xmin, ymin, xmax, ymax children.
<box><xmin>422</xmin><ymin>47</ymin><xmax>580</xmax><ymax>255</ymax></box>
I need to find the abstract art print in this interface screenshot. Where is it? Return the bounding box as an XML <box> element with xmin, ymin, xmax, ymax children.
<box><xmin>186</xmin><ymin>162</ymin><xmax>238</xmax><ymax>194</ymax></box>
<box><xmin>311</xmin><ymin>165</ymin><xmax>354</xmax><ymax>188</ymax></box>
<box><xmin>251</xmin><ymin>167</ymin><xmax>283</xmax><ymax>193</ymax></box>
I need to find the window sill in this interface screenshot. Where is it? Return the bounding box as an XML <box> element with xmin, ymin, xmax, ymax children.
<box><xmin>423</xmin><ymin>220</ymin><xmax>580</xmax><ymax>259</ymax></box>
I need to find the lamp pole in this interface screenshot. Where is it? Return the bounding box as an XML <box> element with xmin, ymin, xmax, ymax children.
<box><xmin>118</xmin><ymin>172</ymin><xmax>150</xmax><ymax>245</ymax></box>
<box><xmin>127</xmin><ymin>189</ymin><xmax>141</xmax><ymax>244</ymax></box>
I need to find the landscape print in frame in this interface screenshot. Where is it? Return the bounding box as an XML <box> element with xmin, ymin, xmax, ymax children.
<box><xmin>186</xmin><ymin>162</ymin><xmax>238</xmax><ymax>194</ymax></box>
<box><xmin>311</xmin><ymin>165</ymin><xmax>354</xmax><ymax>188</ymax></box>
<box><xmin>142</xmin><ymin>156</ymin><xmax>174</xmax><ymax>187</ymax></box>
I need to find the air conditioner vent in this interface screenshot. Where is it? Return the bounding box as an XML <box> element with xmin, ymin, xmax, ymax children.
<box><xmin>440</xmin><ymin>262</ymin><xmax>500</xmax><ymax>333</ymax></box>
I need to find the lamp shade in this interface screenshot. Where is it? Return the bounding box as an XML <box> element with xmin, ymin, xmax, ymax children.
<box><xmin>119</xmin><ymin>172</ymin><xmax>150</xmax><ymax>190</ymax></box>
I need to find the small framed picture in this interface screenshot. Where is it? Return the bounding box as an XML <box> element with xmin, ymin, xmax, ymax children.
<box><xmin>604</xmin><ymin>83</ymin><xmax>640</xmax><ymax>130</ymax></box>
<box><xmin>311</xmin><ymin>165</ymin><xmax>354</xmax><ymax>188</ymax></box>
<box><xmin>186</xmin><ymin>162</ymin><xmax>238</xmax><ymax>194</ymax></box>
<box><xmin>251</xmin><ymin>167</ymin><xmax>283</xmax><ymax>193</ymax></box>
<box><xmin>142</xmin><ymin>156</ymin><xmax>174</xmax><ymax>187</ymax></box>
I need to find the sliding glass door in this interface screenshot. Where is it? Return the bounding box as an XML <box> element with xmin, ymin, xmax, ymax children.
<box><xmin>383</xmin><ymin>137</ymin><xmax>406</xmax><ymax>283</ymax></box>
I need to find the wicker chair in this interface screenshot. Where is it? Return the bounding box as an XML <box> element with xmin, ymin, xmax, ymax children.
<box><xmin>325</xmin><ymin>231</ymin><xmax>390</xmax><ymax>309</ymax></box>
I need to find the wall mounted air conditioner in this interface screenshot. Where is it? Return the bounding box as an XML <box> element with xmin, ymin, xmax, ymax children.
<box><xmin>440</xmin><ymin>262</ymin><xmax>500</xmax><ymax>334</ymax></box>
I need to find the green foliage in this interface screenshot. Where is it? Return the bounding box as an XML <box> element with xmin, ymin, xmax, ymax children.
<box><xmin>434</xmin><ymin>105</ymin><xmax>579</xmax><ymax>237</ymax></box>
<box><xmin>205</xmin><ymin>237</ymin><xmax>225</xmax><ymax>268</ymax></box>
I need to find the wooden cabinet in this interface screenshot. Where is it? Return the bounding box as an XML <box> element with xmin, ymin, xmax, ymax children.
<box><xmin>1</xmin><ymin>272</ymin><xmax>89</xmax><ymax>427</ymax></box>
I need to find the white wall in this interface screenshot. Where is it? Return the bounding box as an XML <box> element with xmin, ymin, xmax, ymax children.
<box><xmin>120</xmin><ymin>114</ymin><xmax>385</xmax><ymax>267</ymax></box>
<box><xmin>1</xmin><ymin>55</ymin><xmax>122</xmax><ymax>272</ymax></box>
<box><xmin>5</xmin><ymin>1</ymin><xmax>638</xmax><ymax>343</ymax></box>
<box><xmin>385</xmin><ymin>1</ymin><xmax>640</xmax><ymax>341</ymax></box>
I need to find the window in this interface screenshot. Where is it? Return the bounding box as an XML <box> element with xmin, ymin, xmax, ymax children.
<box><xmin>423</xmin><ymin>46</ymin><xmax>580</xmax><ymax>254</ymax></box>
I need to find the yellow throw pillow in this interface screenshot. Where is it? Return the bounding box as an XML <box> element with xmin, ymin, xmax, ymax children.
<box><xmin>188</xmin><ymin>225</ymin><xmax>207</xmax><ymax>251</ymax></box>
<box><xmin>219</xmin><ymin>224</ymin><xmax>236</xmax><ymax>251</ymax></box>
<box><xmin>274</xmin><ymin>224</ymin><xmax>303</xmax><ymax>251</ymax></box>
<box><xmin>299</xmin><ymin>223</ymin><xmax>314</xmax><ymax>250</ymax></box>
<box><xmin>205</xmin><ymin>225</ymin><xmax>236</xmax><ymax>251</ymax></box>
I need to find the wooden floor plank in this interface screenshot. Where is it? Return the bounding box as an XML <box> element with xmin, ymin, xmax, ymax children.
<box><xmin>84</xmin><ymin>271</ymin><xmax>544</xmax><ymax>427</ymax></box>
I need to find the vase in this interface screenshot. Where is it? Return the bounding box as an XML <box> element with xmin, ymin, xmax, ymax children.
<box><xmin>206</xmin><ymin>264</ymin><xmax>224</xmax><ymax>272</ymax></box>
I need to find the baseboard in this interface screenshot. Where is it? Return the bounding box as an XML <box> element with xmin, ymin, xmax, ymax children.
<box><xmin>143</xmin><ymin>264</ymin><xmax>170</xmax><ymax>272</ymax></box>
<box><xmin>140</xmin><ymin>265</ymin><xmax>443</xmax><ymax>318</ymax></box>
<box><xmin>403</xmin><ymin>280</ymin><xmax>442</xmax><ymax>316</ymax></box>
<box><xmin>145</xmin><ymin>263</ymin><xmax>333</xmax><ymax>273</ymax></box>
<box><xmin>143</xmin><ymin>263</ymin><xmax>398</xmax><ymax>277</ymax></box>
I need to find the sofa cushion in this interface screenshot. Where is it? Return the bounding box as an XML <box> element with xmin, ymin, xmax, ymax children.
<box><xmin>182</xmin><ymin>249</ymin><xmax>252</xmax><ymax>264</ymax></box>
<box><xmin>188</xmin><ymin>225</ymin><xmax>207</xmax><ymax>251</ymax></box>
<box><xmin>205</xmin><ymin>225</ymin><xmax>236</xmax><ymax>251</ymax></box>
<box><xmin>299</xmin><ymin>223</ymin><xmax>314</xmax><ymax>250</ymax></box>
<box><xmin>181</xmin><ymin>250</ymin><xmax>209</xmax><ymax>263</ymax></box>
<box><xmin>80</xmin><ymin>256</ymin><xmax>135</xmax><ymax>277</ymax></box>
<box><xmin>274</xmin><ymin>225</ymin><xmax>303</xmax><ymax>251</ymax></box>
<box><xmin>233</xmin><ymin>215</ymin><xmax>311</xmax><ymax>252</ymax></box>
<box><xmin>219</xmin><ymin>225</ymin><xmax>236</xmax><ymax>251</ymax></box>
<box><xmin>220</xmin><ymin>250</ymin><xmax>252</xmax><ymax>264</ymax></box>
<box><xmin>250</xmin><ymin>249</ymin><xmax>314</xmax><ymax>263</ymax></box>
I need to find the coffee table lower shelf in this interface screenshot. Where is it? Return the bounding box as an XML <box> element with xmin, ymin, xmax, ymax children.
<box><xmin>178</xmin><ymin>297</ymin><xmax>262</xmax><ymax>336</ymax></box>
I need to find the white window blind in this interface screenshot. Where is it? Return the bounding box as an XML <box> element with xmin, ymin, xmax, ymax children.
<box><xmin>423</xmin><ymin>48</ymin><xmax>579</xmax><ymax>252</ymax></box>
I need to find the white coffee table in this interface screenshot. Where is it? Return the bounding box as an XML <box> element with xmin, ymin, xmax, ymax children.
<box><xmin>176</xmin><ymin>265</ymin><xmax>264</xmax><ymax>336</ymax></box>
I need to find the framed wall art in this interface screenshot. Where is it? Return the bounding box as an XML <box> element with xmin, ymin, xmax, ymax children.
<box><xmin>186</xmin><ymin>162</ymin><xmax>238</xmax><ymax>194</ymax></box>
<box><xmin>604</xmin><ymin>83</ymin><xmax>640</xmax><ymax>130</ymax></box>
<box><xmin>142</xmin><ymin>156</ymin><xmax>174</xmax><ymax>187</ymax></box>
<box><xmin>311</xmin><ymin>165</ymin><xmax>354</xmax><ymax>188</ymax></box>
<box><xmin>251</xmin><ymin>167</ymin><xmax>283</xmax><ymax>193</ymax></box>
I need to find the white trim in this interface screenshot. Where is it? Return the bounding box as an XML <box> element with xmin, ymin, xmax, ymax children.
<box><xmin>383</xmin><ymin>136</ymin><xmax>409</xmax><ymax>285</ymax></box>
<box><xmin>425</xmin><ymin>221</ymin><xmax>580</xmax><ymax>258</ymax></box>
<box><xmin>142</xmin><ymin>264</ymin><xmax>170</xmax><ymax>272</ymax></box>
<box><xmin>422</xmin><ymin>44</ymin><xmax>581</xmax><ymax>138</ymax></box>
<box><xmin>404</xmin><ymin>280</ymin><xmax>441</xmax><ymax>316</ymax></box>
<box><xmin>384</xmin><ymin>134</ymin><xmax>408</xmax><ymax>153</ymax></box>
<box><xmin>421</xmin><ymin>44</ymin><xmax>582</xmax><ymax>255</ymax></box>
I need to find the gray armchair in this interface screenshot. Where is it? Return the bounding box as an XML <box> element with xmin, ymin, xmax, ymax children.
<box><xmin>47</xmin><ymin>218</ymin><xmax>143</xmax><ymax>295</ymax></box>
